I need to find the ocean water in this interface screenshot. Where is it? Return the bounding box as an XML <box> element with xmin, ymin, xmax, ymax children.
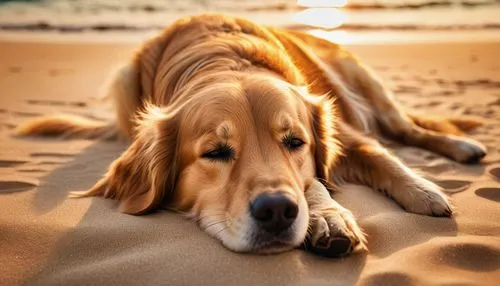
<box><xmin>0</xmin><ymin>0</ymin><xmax>499</xmax><ymax>43</ymax></box>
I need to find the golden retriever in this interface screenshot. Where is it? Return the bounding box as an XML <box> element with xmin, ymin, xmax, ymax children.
<box><xmin>17</xmin><ymin>14</ymin><xmax>486</xmax><ymax>257</ymax></box>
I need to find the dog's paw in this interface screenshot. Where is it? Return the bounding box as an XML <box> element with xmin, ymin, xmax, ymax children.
<box><xmin>446</xmin><ymin>136</ymin><xmax>486</xmax><ymax>164</ymax></box>
<box><xmin>306</xmin><ymin>207</ymin><xmax>367</xmax><ymax>258</ymax></box>
<box><xmin>396</xmin><ymin>177</ymin><xmax>453</xmax><ymax>217</ymax></box>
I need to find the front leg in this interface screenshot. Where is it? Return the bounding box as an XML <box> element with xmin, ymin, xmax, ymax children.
<box><xmin>304</xmin><ymin>180</ymin><xmax>367</xmax><ymax>257</ymax></box>
<box><xmin>334</xmin><ymin>123</ymin><xmax>453</xmax><ymax>217</ymax></box>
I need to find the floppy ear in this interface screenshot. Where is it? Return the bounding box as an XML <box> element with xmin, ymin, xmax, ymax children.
<box><xmin>71</xmin><ymin>105</ymin><xmax>179</xmax><ymax>215</ymax></box>
<box><xmin>305</xmin><ymin>94</ymin><xmax>341</xmax><ymax>185</ymax></box>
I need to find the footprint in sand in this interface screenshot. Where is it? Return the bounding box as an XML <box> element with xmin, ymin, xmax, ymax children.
<box><xmin>436</xmin><ymin>90</ymin><xmax>454</xmax><ymax>96</ymax></box>
<box><xmin>412</xmin><ymin>75</ymin><xmax>429</xmax><ymax>84</ymax></box>
<box><xmin>8</xmin><ymin>66</ymin><xmax>22</xmax><ymax>73</ymax></box>
<box><xmin>435</xmin><ymin>78</ymin><xmax>448</xmax><ymax>85</ymax></box>
<box><xmin>475</xmin><ymin>188</ymin><xmax>500</xmax><ymax>202</ymax></box>
<box><xmin>36</xmin><ymin>161</ymin><xmax>63</xmax><ymax>166</ymax></box>
<box><xmin>0</xmin><ymin>160</ymin><xmax>27</xmax><ymax>168</ymax></box>
<box><xmin>436</xmin><ymin>242</ymin><xmax>499</xmax><ymax>272</ymax></box>
<box><xmin>435</xmin><ymin>180</ymin><xmax>471</xmax><ymax>193</ymax></box>
<box><xmin>18</xmin><ymin>169</ymin><xmax>46</xmax><ymax>173</ymax></box>
<box><xmin>1</xmin><ymin>123</ymin><xmax>16</xmax><ymax>130</ymax></box>
<box><xmin>394</xmin><ymin>85</ymin><xmax>421</xmax><ymax>94</ymax></box>
<box><xmin>449</xmin><ymin>102</ymin><xmax>461</xmax><ymax>109</ymax></box>
<box><xmin>26</xmin><ymin>99</ymin><xmax>87</xmax><ymax>108</ymax></box>
<box><xmin>11</xmin><ymin>111</ymin><xmax>43</xmax><ymax>117</ymax></box>
<box><xmin>487</xmin><ymin>98</ymin><xmax>500</xmax><ymax>106</ymax></box>
<box><xmin>413</xmin><ymin>101</ymin><xmax>441</xmax><ymax>109</ymax></box>
<box><xmin>0</xmin><ymin>181</ymin><xmax>36</xmax><ymax>194</ymax></box>
<box><xmin>30</xmin><ymin>152</ymin><xmax>75</xmax><ymax>158</ymax></box>
<box><xmin>489</xmin><ymin>167</ymin><xmax>500</xmax><ymax>181</ymax></box>
<box><xmin>361</xmin><ymin>272</ymin><xmax>415</xmax><ymax>286</ymax></box>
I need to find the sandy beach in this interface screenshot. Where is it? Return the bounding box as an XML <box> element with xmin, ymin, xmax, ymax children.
<box><xmin>0</xmin><ymin>36</ymin><xmax>499</xmax><ymax>285</ymax></box>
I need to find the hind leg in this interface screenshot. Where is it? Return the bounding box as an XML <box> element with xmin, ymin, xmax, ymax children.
<box><xmin>285</xmin><ymin>30</ymin><xmax>486</xmax><ymax>163</ymax></box>
<box><xmin>335</xmin><ymin>57</ymin><xmax>487</xmax><ymax>164</ymax></box>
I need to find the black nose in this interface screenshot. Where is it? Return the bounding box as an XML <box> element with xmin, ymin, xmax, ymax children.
<box><xmin>250</xmin><ymin>193</ymin><xmax>298</xmax><ymax>234</ymax></box>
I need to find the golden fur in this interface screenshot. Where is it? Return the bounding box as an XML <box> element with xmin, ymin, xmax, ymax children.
<box><xmin>17</xmin><ymin>14</ymin><xmax>486</xmax><ymax>257</ymax></box>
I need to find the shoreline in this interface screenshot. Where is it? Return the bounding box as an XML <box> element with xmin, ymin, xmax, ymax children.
<box><xmin>2</xmin><ymin>29</ymin><xmax>500</xmax><ymax>46</ymax></box>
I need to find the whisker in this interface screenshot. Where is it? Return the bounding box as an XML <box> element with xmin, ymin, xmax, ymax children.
<box><xmin>203</xmin><ymin>219</ymin><xmax>227</xmax><ymax>230</ymax></box>
<box><xmin>196</xmin><ymin>217</ymin><xmax>226</xmax><ymax>228</ymax></box>
<box><xmin>213</xmin><ymin>225</ymin><xmax>228</xmax><ymax>238</ymax></box>
<box><xmin>193</xmin><ymin>211</ymin><xmax>226</xmax><ymax>224</ymax></box>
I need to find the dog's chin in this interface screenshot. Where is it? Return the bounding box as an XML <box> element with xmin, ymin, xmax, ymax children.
<box><xmin>250</xmin><ymin>232</ymin><xmax>302</xmax><ymax>254</ymax></box>
<box><xmin>221</xmin><ymin>230</ymin><xmax>304</xmax><ymax>254</ymax></box>
<box><xmin>252</xmin><ymin>241</ymin><xmax>297</xmax><ymax>254</ymax></box>
<box><xmin>218</xmin><ymin>211</ymin><xmax>309</xmax><ymax>254</ymax></box>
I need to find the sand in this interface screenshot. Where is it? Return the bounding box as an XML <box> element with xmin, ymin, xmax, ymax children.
<box><xmin>0</xmin><ymin>39</ymin><xmax>499</xmax><ymax>285</ymax></box>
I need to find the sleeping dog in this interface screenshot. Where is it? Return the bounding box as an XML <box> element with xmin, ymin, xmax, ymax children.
<box><xmin>17</xmin><ymin>14</ymin><xmax>486</xmax><ymax>257</ymax></box>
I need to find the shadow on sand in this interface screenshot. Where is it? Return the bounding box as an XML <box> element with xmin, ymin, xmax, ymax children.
<box><xmin>25</xmin><ymin>139</ymin><xmax>459</xmax><ymax>285</ymax></box>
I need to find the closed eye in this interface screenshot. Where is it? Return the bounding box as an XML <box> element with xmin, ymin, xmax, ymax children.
<box><xmin>282</xmin><ymin>133</ymin><xmax>305</xmax><ymax>151</ymax></box>
<box><xmin>202</xmin><ymin>143</ymin><xmax>235</xmax><ymax>162</ymax></box>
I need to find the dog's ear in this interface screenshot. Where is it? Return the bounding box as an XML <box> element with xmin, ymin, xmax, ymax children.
<box><xmin>72</xmin><ymin>104</ymin><xmax>179</xmax><ymax>215</ymax></box>
<box><xmin>302</xmin><ymin>90</ymin><xmax>341</xmax><ymax>185</ymax></box>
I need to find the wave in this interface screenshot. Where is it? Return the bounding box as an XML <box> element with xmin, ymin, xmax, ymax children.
<box><xmin>251</xmin><ymin>1</ymin><xmax>500</xmax><ymax>11</ymax></box>
<box><xmin>345</xmin><ymin>1</ymin><xmax>499</xmax><ymax>10</ymax></box>
<box><xmin>1</xmin><ymin>21</ymin><xmax>500</xmax><ymax>32</ymax></box>
<box><xmin>0</xmin><ymin>0</ymin><xmax>499</xmax><ymax>13</ymax></box>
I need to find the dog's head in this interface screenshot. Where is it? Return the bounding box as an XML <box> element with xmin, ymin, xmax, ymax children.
<box><xmin>95</xmin><ymin>74</ymin><xmax>339</xmax><ymax>253</ymax></box>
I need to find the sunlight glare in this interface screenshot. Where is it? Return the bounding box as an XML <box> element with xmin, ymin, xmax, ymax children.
<box><xmin>308</xmin><ymin>29</ymin><xmax>356</xmax><ymax>45</ymax></box>
<box><xmin>293</xmin><ymin>8</ymin><xmax>348</xmax><ymax>29</ymax></box>
<box><xmin>297</xmin><ymin>0</ymin><xmax>348</xmax><ymax>7</ymax></box>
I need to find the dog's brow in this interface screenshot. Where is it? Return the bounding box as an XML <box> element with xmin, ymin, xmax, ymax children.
<box><xmin>215</xmin><ymin>123</ymin><xmax>232</xmax><ymax>140</ymax></box>
<box><xmin>277</xmin><ymin>113</ymin><xmax>294</xmax><ymax>133</ymax></box>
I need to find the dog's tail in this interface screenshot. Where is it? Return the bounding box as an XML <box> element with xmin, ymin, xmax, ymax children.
<box><xmin>15</xmin><ymin>114</ymin><xmax>118</xmax><ymax>140</ymax></box>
